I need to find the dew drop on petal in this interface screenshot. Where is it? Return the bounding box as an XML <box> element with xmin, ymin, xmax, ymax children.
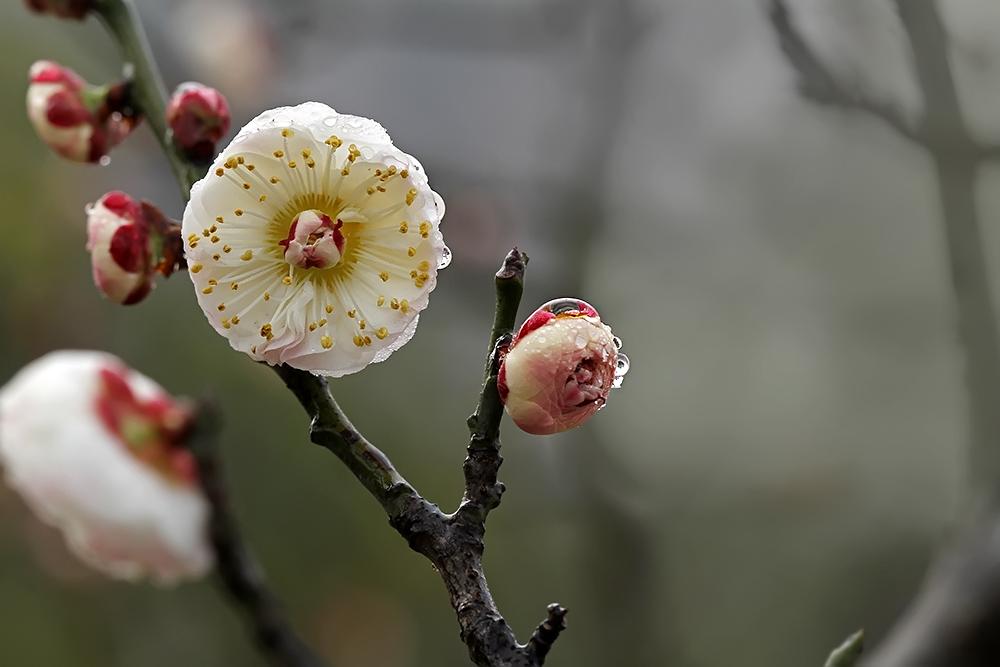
<box><xmin>438</xmin><ymin>245</ymin><xmax>452</xmax><ymax>269</ymax></box>
<box><xmin>324</xmin><ymin>116</ymin><xmax>337</xmax><ymax>126</ymax></box>
<box><xmin>574</xmin><ymin>334</ymin><xmax>587</xmax><ymax>349</ymax></box>
<box><xmin>99</xmin><ymin>155</ymin><xmax>111</xmax><ymax>166</ymax></box>
<box><xmin>613</xmin><ymin>336</ymin><xmax>622</xmax><ymax>350</ymax></box>
<box><xmin>612</xmin><ymin>352</ymin><xmax>630</xmax><ymax>389</ymax></box>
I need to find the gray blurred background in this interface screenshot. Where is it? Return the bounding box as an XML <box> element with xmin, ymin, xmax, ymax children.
<box><xmin>2</xmin><ymin>0</ymin><xmax>999</xmax><ymax>665</ymax></box>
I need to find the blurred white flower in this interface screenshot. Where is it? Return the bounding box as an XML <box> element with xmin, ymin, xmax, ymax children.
<box><xmin>183</xmin><ymin>102</ymin><xmax>448</xmax><ymax>376</ymax></box>
<box><xmin>0</xmin><ymin>351</ymin><xmax>212</xmax><ymax>584</ymax></box>
<box><xmin>499</xmin><ymin>299</ymin><xmax>627</xmax><ymax>435</ymax></box>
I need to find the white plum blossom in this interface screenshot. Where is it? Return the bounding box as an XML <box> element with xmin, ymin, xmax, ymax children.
<box><xmin>499</xmin><ymin>299</ymin><xmax>628</xmax><ymax>435</ymax></box>
<box><xmin>0</xmin><ymin>351</ymin><xmax>212</xmax><ymax>584</ymax></box>
<box><xmin>182</xmin><ymin>102</ymin><xmax>448</xmax><ymax>376</ymax></box>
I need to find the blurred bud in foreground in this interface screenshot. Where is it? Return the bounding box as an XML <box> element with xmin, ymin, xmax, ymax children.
<box><xmin>24</xmin><ymin>0</ymin><xmax>91</xmax><ymax>19</ymax></box>
<box><xmin>499</xmin><ymin>299</ymin><xmax>629</xmax><ymax>435</ymax></box>
<box><xmin>166</xmin><ymin>82</ymin><xmax>231</xmax><ymax>162</ymax></box>
<box><xmin>86</xmin><ymin>192</ymin><xmax>183</xmax><ymax>305</ymax></box>
<box><xmin>0</xmin><ymin>351</ymin><xmax>212</xmax><ymax>583</ymax></box>
<box><xmin>26</xmin><ymin>60</ymin><xmax>140</xmax><ymax>163</ymax></box>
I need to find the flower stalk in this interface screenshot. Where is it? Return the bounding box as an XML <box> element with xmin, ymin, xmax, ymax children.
<box><xmin>93</xmin><ymin>0</ymin><xmax>204</xmax><ymax>197</ymax></box>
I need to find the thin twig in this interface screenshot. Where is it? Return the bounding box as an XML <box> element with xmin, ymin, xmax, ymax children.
<box><xmin>458</xmin><ymin>248</ymin><xmax>526</xmax><ymax>524</ymax></box>
<box><xmin>184</xmin><ymin>405</ymin><xmax>326</xmax><ymax>667</ymax></box>
<box><xmin>526</xmin><ymin>604</ymin><xmax>569</xmax><ymax>663</ymax></box>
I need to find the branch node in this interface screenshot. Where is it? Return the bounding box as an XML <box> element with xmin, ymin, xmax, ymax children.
<box><xmin>496</xmin><ymin>247</ymin><xmax>528</xmax><ymax>283</ymax></box>
<box><xmin>526</xmin><ymin>603</ymin><xmax>569</xmax><ymax>663</ymax></box>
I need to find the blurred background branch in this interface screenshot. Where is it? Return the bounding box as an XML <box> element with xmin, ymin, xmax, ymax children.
<box><xmin>769</xmin><ymin>0</ymin><xmax>1000</xmax><ymax>490</ymax></box>
<box><xmin>184</xmin><ymin>403</ymin><xmax>326</xmax><ymax>667</ymax></box>
<box><xmin>770</xmin><ymin>2</ymin><xmax>1000</xmax><ymax>665</ymax></box>
<box><xmin>861</xmin><ymin>495</ymin><xmax>1000</xmax><ymax>667</ymax></box>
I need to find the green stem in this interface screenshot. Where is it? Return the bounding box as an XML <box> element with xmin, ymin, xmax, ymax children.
<box><xmin>92</xmin><ymin>0</ymin><xmax>204</xmax><ymax>198</ymax></box>
<box><xmin>825</xmin><ymin>630</ymin><xmax>863</xmax><ymax>667</ymax></box>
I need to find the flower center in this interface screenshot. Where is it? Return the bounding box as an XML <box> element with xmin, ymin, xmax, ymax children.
<box><xmin>279</xmin><ymin>209</ymin><xmax>345</xmax><ymax>270</ymax></box>
<box><xmin>562</xmin><ymin>358</ymin><xmax>604</xmax><ymax>408</ymax></box>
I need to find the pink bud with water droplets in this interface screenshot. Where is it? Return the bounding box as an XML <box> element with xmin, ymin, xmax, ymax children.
<box><xmin>498</xmin><ymin>299</ymin><xmax>629</xmax><ymax>435</ymax></box>
<box><xmin>166</xmin><ymin>82</ymin><xmax>230</xmax><ymax>162</ymax></box>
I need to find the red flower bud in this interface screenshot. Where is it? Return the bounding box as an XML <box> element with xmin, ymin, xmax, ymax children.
<box><xmin>166</xmin><ymin>82</ymin><xmax>230</xmax><ymax>162</ymax></box>
<box><xmin>498</xmin><ymin>299</ymin><xmax>628</xmax><ymax>435</ymax></box>
<box><xmin>86</xmin><ymin>192</ymin><xmax>154</xmax><ymax>305</ymax></box>
<box><xmin>86</xmin><ymin>193</ymin><xmax>182</xmax><ymax>305</ymax></box>
<box><xmin>24</xmin><ymin>0</ymin><xmax>92</xmax><ymax>20</ymax></box>
<box><xmin>26</xmin><ymin>60</ymin><xmax>140</xmax><ymax>163</ymax></box>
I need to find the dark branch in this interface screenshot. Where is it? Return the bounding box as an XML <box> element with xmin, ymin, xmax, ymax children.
<box><xmin>862</xmin><ymin>500</ymin><xmax>1000</xmax><ymax>667</ymax></box>
<box><xmin>277</xmin><ymin>249</ymin><xmax>566</xmax><ymax>666</ymax></box>
<box><xmin>184</xmin><ymin>405</ymin><xmax>326</xmax><ymax>667</ymax></box>
<box><xmin>526</xmin><ymin>604</ymin><xmax>569</xmax><ymax>663</ymax></box>
<box><xmin>459</xmin><ymin>248</ymin><xmax>527</xmax><ymax>524</ymax></box>
<box><xmin>767</xmin><ymin>0</ymin><xmax>922</xmax><ymax>145</ymax></box>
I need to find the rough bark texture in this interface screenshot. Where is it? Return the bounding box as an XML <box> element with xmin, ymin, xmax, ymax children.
<box><xmin>277</xmin><ymin>249</ymin><xmax>568</xmax><ymax>667</ymax></box>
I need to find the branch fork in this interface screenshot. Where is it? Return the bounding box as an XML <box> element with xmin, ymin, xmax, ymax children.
<box><xmin>83</xmin><ymin>0</ymin><xmax>568</xmax><ymax>663</ymax></box>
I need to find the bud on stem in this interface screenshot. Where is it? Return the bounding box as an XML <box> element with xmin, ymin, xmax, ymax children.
<box><xmin>86</xmin><ymin>192</ymin><xmax>183</xmax><ymax>305</ymax></box>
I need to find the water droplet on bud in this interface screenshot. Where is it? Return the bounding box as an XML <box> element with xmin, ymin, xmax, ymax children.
<box><xmin>99</xmin><ymin>155</ymin><xmax>111</xmax><ymax>166</ymax></box>
<box><xmin>613</xmin><ymin>336</ymin><xmax>622</xmax><ymax>349</ymax></box>
<box><xmin>612</xmin><ymin>352</ymin><xmax>630</xmax><ymax>389</ymax></box>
